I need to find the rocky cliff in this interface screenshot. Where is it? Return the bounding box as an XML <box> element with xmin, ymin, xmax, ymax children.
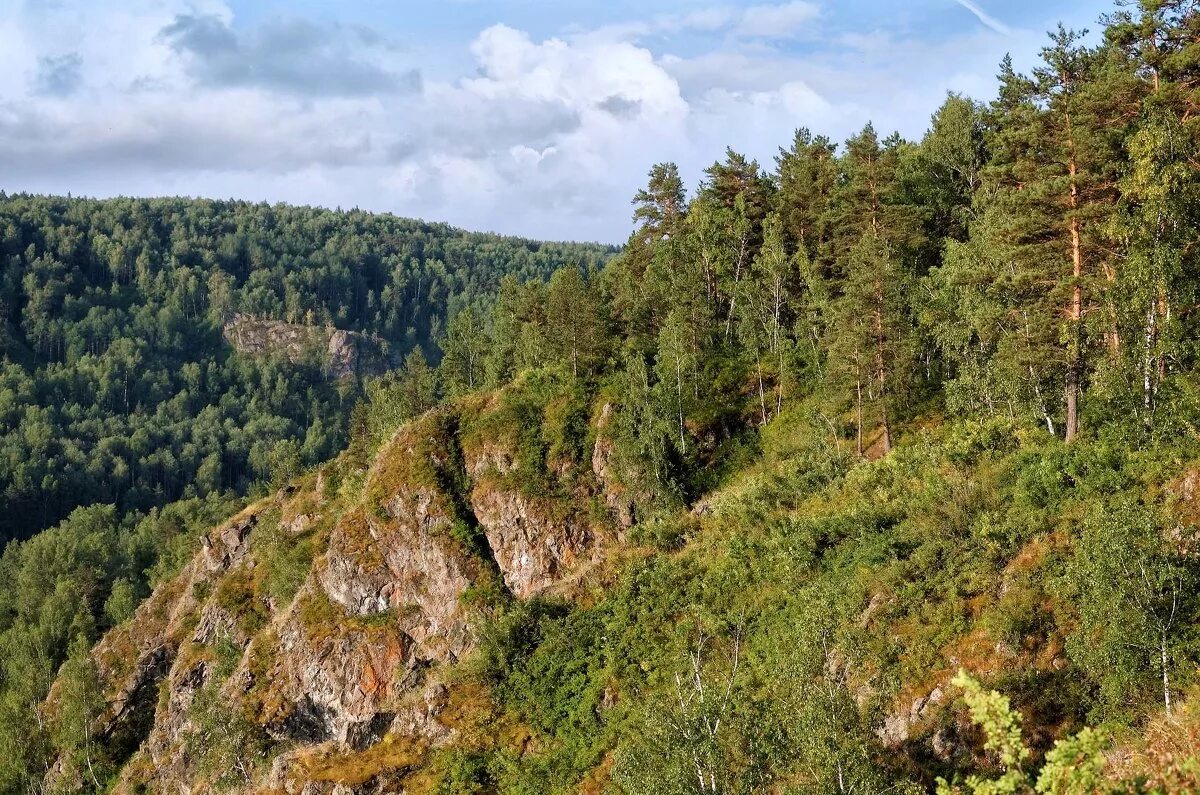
<box><xmin>47</xmin><ymin>385</ymin><xmax>626</xmax><ymax>794</ymax></box>
<box><xmin>223</xmin><ymin>314</ymin><xmax>390</xmax><ymax>379</ymax></box>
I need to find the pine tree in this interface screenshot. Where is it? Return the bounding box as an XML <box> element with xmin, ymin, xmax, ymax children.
<box><xmin>774</xmin><ymin>129</ymin><xmax>838</xmax><ymax>266</ymax></box>
<box><xmin>825</xmin><ymin>125</ymin><xmax>924</xmax><ymax>277</ymax></box>
<box><xmin>1107</xmin><ymin>1</ymin><xmax>1200</xmax><ymax>427</ymax></box>
<box><xmin>825</xmin><ymin>233</ymin><xmax>913</xmax><ymax>455</ymax></box>
<box><xmin>632</xmin><ymin>162</ymin><xmax>687</xmax><ymax>246</ymax></box>
<box><xmin>611</xmin><ymin>164</ymin><xmax>692</xmax><ymax>355</ymax></box>
<box><xmin>938</xmin><ymin>36</ymin><xmax>1133</xmax><ymax>441</ymax></box>
<box><xmin>1034</xmin><ymin>29</ymin><xmax>1136</xmax><ymax>438</ymax></box>
<box><xmin>820</xmin><ymin>125</ymin><xmax>923</xmax><ymax>453</ymax></box>
<box><xmin>484</xmin><ymin>275</ymin><xmax>522</xmax><ymax>387</ymax></box>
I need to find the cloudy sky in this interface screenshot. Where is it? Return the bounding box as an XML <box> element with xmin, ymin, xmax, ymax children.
<box><xmin>1</xmin><ymin>0</ymin><xmax>1109</xmax><ymax>242</ymax></box>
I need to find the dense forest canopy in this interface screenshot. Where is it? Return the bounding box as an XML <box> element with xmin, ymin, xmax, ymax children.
<box><xmin>5</xmin><ymin>0</ymin><xmax>1200</xmax><ymax>792</ymax></box>
<box><xmin>0</xmin><ymin>195</ymin><xmax>613</xmax><ymax>542</ymax></box>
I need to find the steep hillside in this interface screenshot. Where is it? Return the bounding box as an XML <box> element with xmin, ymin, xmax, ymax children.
<box><xmin>38</xmin><ymin>377</ymin><xmax>628</xmax><ymax>793</ymax></box>
<box><xmin>31</xmin><ymin>383</ymin><xmax>1200</xmax><ymax>793</ymax></box>
<box><xmin>9</xmin><ymin>3</ymin><xmax>1200</xmax><ymax>792</ymax></box>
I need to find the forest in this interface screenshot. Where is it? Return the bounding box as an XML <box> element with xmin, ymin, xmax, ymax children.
<box><xmin>0</xmin><ymin>196</ymin><xmax>612</xmax><ymax>542</ymax></box>
<box><xmin>4</xmin><ymin>0</ymin><xmax>1200</xmax><ymax>792</ymax></box>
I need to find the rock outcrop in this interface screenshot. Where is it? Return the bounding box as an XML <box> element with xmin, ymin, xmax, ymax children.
<box><xmin>223</xmin><ymin>313</ymin><xmax>389</xmax><ymax>379</ymax></box>
<box><xmin>49</xmin><ymin>387</ymin><xmax>629</xmax><ymax>794</ymax></box>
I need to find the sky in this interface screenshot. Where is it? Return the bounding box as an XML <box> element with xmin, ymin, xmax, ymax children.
<box><xmin>0</xmin><ymin>0</ymin><xmax>1111</xmax><ymax>243</ymax></box>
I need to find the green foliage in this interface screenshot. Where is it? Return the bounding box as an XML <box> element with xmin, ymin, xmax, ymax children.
<box><xmin>942</xmin><ymin>669</ymin><xmax>1031</xmax><ymax>795</ymax></box>
<box><xmin>1065</xmin><ymin>498</ymin><xmax>1197</xmax><ymax>722</ymax></box>
<box><xmin>545</xmin><ymin>266</ymin><xmax>609</xmax><ymax>382</ymax></box>
<box><xmin>440</xmin><ymin>307</ymin><xmax>491</xmax><ymax>397</ymax></box>
<box><xmin>436</xmin><ymin>750</ymin><xmax>495</xmax><ymax>794</ymax></box>
<box><xmin>184</xmin><ymin>679</ymin><xmax>272</xmax><ymax>790</ymax></box>
<box><xmin>13</xmin><ymin>6</ymin><xmax>1200</xmax><ymax>792</ymax></box>
<box><xmin>102</xmin><ymin>578</ymin><xmax>137</xmax><ymax>627</ymax></box>
<box><xmin>0</xmin><ymin>195</ymin><xmax>612</xmax><ymax>543</ymax></box>
<box><xmin>1034</xmin><ymin>727</ymin><xmax>1110</xmax><ymax>795</ymax></box>
<box><xmin>250</xmin><ymin>511</ymin><xmax>315</xmax><ymax>607</ymax></box>
<box><xmin>940</xmin><ymin>672</ymin><xmax>1118</xmax><ymax>795</ymax></box>
<box><xmin>0</xmin><ymin>494</ymin><xmax>238</xmax><ymax>790</ymax></box>
<box><xmin>50</xmin><ymin>636</ymin><xmax>111</xmax><ymax>794</ymax></box>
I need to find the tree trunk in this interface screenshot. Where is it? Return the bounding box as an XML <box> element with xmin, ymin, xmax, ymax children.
<box><xmin>855</xmin><ymin>378</ymin><xmax>864</xmax><ymax>457</ymax></box>
<box><xmin>1065</xmin><ymin>142</ymin><xmax>1084</xmax><ymax>443</ymax></box>
<box><xmin>776</xmin><ymin>345</ymin><xmax>785</xmax><ymax>417</ymax></box>
<box><xmin>1145</xmin><ymin>299</ymin><xmax>1157</xmax><ymax>423</ymax></box>
<box><xmin>1064</xmin><ymin>367</ymin><xmax>1079</xmax><ymax>443</ymax></box>
<box><xmin>873</xmin><ymin>280</ymin><xmax>892</xmax><ymax>454</ymax></box>
<box><xmin>1157</xmin><ymin>294</ymin><xmax>1169</xmax><ymax>383</ymax></box>
<box><xmin>756</xmin><ymin>356</ymin><xmax>768</xmax><ymax>425</ymax></box>
<box><xmin>1162</xmin><ymin>632</ymin><xmax>1172</xmax><ymax>716</ymax></box>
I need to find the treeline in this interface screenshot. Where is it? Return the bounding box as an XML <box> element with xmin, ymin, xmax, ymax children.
<box><xmin>0</xmin><ymin>195</ymin><xmax>612</xmax><ymax>541</ymax></box>
<box><xmin>3</xmin><ymin>2</ymin><xmax>1200</xmax><ymax>788</ymax></box>
<box><xmin>386</xmin><ymin>2</ymin><xmax>1200</xmax><ymax>518</ymax></box>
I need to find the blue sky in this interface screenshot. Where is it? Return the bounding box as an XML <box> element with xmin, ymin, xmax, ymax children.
<box><xmin>0</xmin><ymin>0</ymin><xmax>1111</xmax><ymax>242</ymax></box>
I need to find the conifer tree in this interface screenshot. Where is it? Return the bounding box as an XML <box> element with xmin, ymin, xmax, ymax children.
<box><xmin>1107</xmin><ymin>1</ymin><xmax>1200</xmax><ymax>426</ymax></box>
<box><xmin>484</xmin><ymin>275</ymin><xmax>523</xmax><ymax>388</ymax></box>
<box><xmin>545</xmin><ymin>266</ymin><xmax>608</xmax><ymax>380</ymax></box>
<box><xmin>774</xmin><ymin>129</ymin><xmax>838</xmax><ymax>266</ymax></box>
<box><xmin>937</xmin><ymin>35</ymin><xmax>1132</xmax><ymax>441</ymax></box>
<box><xmin>632</xmin><ymin>162</ymin><xmax>687</xmax><ymax>246</ymax></box>
<box><xmin>825</xmin><ymin>233</ymin><xmax>913</xmax><ymax>454</ymax></box>
<box><xmin>825</xmin><ymin>125</ymin><xmax>924</xmax><ymax>276</ymax></box>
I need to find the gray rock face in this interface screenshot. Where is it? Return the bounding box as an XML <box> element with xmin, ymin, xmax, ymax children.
<box><xmin>469</xmin><ymin>484</ymin><xmax>592</xmax><ymax>598</ymax></box>
<box><xmin>270</xmin><ymin>580</ymin><xmax>422</xmax><ymax>746</ymax></box>
<box><xmin>317</xmin><ymin>494</ymin><xmax>476</xmax><ymax>661</ymax></box>
<box><xmin>223</xmin><ymin>314</ymin><xmax>388</xmax><ymax>379</ymax></box>
<box><xmin>47</xmin><ymin>395</ymin><xmax>637</xmax><ymax>794</ymax></box>
<box><xmin>876</xmin><ymin>685</ymin><xmax>947</xmax><ymax>748</ymax></box>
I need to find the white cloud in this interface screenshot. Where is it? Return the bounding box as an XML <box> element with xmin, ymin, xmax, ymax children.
<box><xmin>735</xmin><ymin>1</ymin><xmax>821</xmax><ymax>38</ymax></box>
<box><xmin>0</xmin><ymin>0</ymin><xmax>1087</xmax><ymax>241</ymax></box>
<box><xmin>583</xmin><ymin>2</ymin><xmax>821</xmax><ymax>44</ymax></box>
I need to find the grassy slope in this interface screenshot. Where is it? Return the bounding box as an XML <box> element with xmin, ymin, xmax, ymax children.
<box><xmin>51</xmin><ymin>381</ymin><xmax>1200</xmax><ymax>793</ymax></box>
<box><xmin>427</xmin><ymin>407</ymin><xmax>1200</xmax><ymax>793</ymax></box>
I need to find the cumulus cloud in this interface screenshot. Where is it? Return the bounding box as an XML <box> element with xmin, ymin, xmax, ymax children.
<box><xmin>0</xmin><ymin>0</ymin><xmax>1090</xmax><ymax>241</ymax></box>
<box><xmin>403</xmin><ymin>24</ymin><xmax>690</xmax><ymax>231</ymax></box>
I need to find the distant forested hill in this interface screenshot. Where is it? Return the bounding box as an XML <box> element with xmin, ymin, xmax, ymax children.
<box><xmin>0</xmin><ymin>195</ymin><xmax>613</xmax><ymax>542</ymax></box>
<box><xmin>11</xmin><ymin>4</ymin><xmax>1200</xmax><ymax>790</ymax></box>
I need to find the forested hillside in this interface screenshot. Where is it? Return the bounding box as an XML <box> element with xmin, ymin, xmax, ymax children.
<box><xmin>6</xmin><ymin>1</ymin><xmax>1200</xmax><ymax>793</ymax></box>
<box><xmin>0</xmin><ymin>195</ymin><xmax>612</xmax><ymax>542</ymax></box>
